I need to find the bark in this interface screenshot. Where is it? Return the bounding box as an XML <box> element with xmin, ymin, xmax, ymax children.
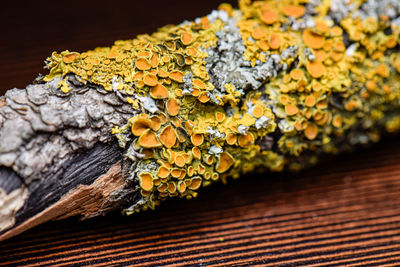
<box><xmin>0</xmin><ymin>79</ymin><xmax>140</xmax><ymax>241</ymax></box>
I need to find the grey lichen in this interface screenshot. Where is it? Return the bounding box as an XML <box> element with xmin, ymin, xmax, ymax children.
<box><xmin>205</xmin><ymin>13</ymin><xmax>285</xmax><ymax>95</ymax></box>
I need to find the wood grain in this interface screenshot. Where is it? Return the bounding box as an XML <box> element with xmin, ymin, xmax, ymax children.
<box><xmin>1</xmin><ymin>0</ymin><xmax>400</xmax><ymax>266</ymax></box>
<box><xmin>0</xmin><ymin>139</ymin><xmax>400</xmax><ymax>266</ymax></box>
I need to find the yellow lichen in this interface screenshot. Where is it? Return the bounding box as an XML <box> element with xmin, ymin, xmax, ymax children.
<box><xmin>42</xmin><ymin>0</ymin><xmax>400</xmax><ymax>214</ymax></box>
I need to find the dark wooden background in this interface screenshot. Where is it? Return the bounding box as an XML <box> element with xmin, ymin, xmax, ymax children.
<box><xmin>1</xmin><ymin>1</ymin><xmax>400</xmax><ymax>266</ymax></box>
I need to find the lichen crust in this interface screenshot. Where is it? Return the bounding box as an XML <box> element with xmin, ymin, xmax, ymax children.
<box><xmin>43</xmin><ymin>0</ymin><xmax>400</xmax><ymax>213</ymax></box>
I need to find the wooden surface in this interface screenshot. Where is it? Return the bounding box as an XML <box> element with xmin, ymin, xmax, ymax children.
<box><xmin>1</xmin><ymin>140</ymin><xmax>400</xmax><ymax>266</ymax></box>
<box><xmin>1</xmin><ymin>1</ymin><xmax>400</xmax><ymax>266</ymax></box>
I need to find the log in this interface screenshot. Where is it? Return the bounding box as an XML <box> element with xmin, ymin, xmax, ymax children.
<box><xmin>1</xmin><ymin>0</ymin><xmax>400</xmax><ymax>241</ymax></box>
<box><xmin>0</xmin><ymin>81</ymin><xmax>138</xmax><ymax>241</ymax></box>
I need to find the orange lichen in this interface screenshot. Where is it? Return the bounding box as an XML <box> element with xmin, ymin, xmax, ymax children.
<box><xmin>252</xmin><ymin>28</ymin><xmax>265</xmax><ymax>39</ymax></box>
<box><xmin>238</xmin><ymin>133</ymin><xmax>254</xmax><ymax>148</ymax></box>
<box><xmin>314</xmin><ymin>50</ymin><xmax>328</xmax><ymax>62</ymax></box>
<box><xmin>307</xmin><ymin>61</ymin><xmax>325</xmax><ymax>78</ymax></box>
<box><xmin>331</xmin><ymin>51</ymin><xmax>343</xmax><ymax>62</ymax></box>
<box><xmin>226</xmin><ymin>133</ymin><xmax>237</xmax><ymax>145</ymax></box>
<box><xmin>187</xmin><ymin>166</ymin><xmax>195</xmax><ymax>177</ymax></box>
<box><xmin>269</xmin><ymin>33</ymin><xmax>281</xmax><ymax>50</ymax></box>
<box><xmin>150</xmin><ymin>116</ymin><xmax>162</xmax><ymax>131</ymax></box>
<box><xmin>158</xmin><ymin>68</ymin><xmax>169</xmax><ymax>78</ymax></box>
<box><xmin>387</xmin><ymin>36</ymin><xmax>397</xmax><ymax>48</ymax></box>
<box><xmin>171</xmin><ymin>168</ymin><xmax>182</xmax><ymax>178</ymax></box>
<box><xmin>186</xmin><ymin>46</ymin><xmax>198</xmax><ymax>57</ymax></box>
<box><xmin>285</xmin><ymin>104</ymin><xmax>299</xmax><ymax>116</ymax></box>
<box><xmin>191</xmin><ymin>134</ymin><xmax>204</xmax><ymax>146</ymax></box>
<box><xmin>282</xmin><ymin>5</ymin><xmax>305</xmax><ymax>18</ymax></box>
<box><xmin>177</xmin><ymin>181</ymin><xmax>186</xmax><ymax>193</ymax></box>
<box><xmin>157</xmin><ymin>183</ymin><xmax>168</xmax><ymax>192</ymax></box>
<box><xmin>218</xmin><ymin>3</ymin><xmax>233</xmax><ymax>16</ymax></box>
<box><xmin>261</xmin><ymin>10</ymin><xmax>279</xmax><ymax>25</ymax></box>
<box><xmin>330</xmin><ymin>26</ymin><xmax>343</xmax><ymax>36</ymax></box>
<box><xmin>188</xmin><ymin>177</ymin><xmax>202</xmax><ymax>190</ymax></box>
<box><xmin>193</xmin><ymin>79</ymin><xmax>206</xmax><ymax>89</ymax></box>
<box><xmin>216</xmin><ymin>152</ymin><xmax>234</xmax><ymax>173</ymax></box>
<box><xmin>138</xmin><ymin>51</ymin><xmax>151</xmax><ymax>58</ymax></box>
<box><xmin>158</xmin><ymin>113</ymin><xmax>167</xmax><ymax>124</ymax></box>
<box><xmin>290</xmin><ymin>69</ymin><xmax>303</xmax><ymax>80</ymax></box>
<box><xmin>216</xmin><ymin>112</ymin><xmax>226</xmax><ymax>122</ymax></box>
<box><xmin>166</xmin><ymin>98</ymin><xmax>180</xmax><ymax>116</ymax></box>
<box><xmin>192</xmin><ymin>147</ymin><xmax>201</xmax><ymax>159</ymax></box>
<box><xmin>396</xmin><ymin>59</ymin><xmax>400</xmax><ymax>73</ymax></box>
<box><xmin>204</xmin><ymin>154</ymin><xmax>214</xmax><ymax>165</ymax></box>
<box><xmin>323</xmin><ymin>40</ymin><xmax>333</xmax><ymax>51</ymax></box>
<box><xmin>159</xmin><ymin>125</ymin><xmax>176</xmax><ymax>148</ymax></box>
<box><xmin>303</xmin><ymin>29</ymin><xmax>324</xmax><ymax>49</ymax></box>
<box><xmin>179</xmin><ymin>169</ymin><xmax>187</xmax><ymax>180</ymax></box>
<box><xmin>198</xmin><ymin>164</ymin><xmax>206</xmax><ymax>175</ymax></box>
<box><xmin>131</xmin><ymin>117</ymin><xmax>152</xmax><ymax>136</ymax></box>
<box><xmin>181</xmin><ymin>32</ymin><xmax>194</xmax><ymax>45</ymax></box>
<box><xmin>305</xmin><ymin>95</ymin><xmax>316</xmax><ymax>107</ymax></box>
<box><xmin>366</xmin><ymin>80</ymin><xmax>377</xmax><ymax>92</ymax></box>
<box><xmin>253</xmin><ymin>105</ymin><xmax>263</xmax><ymax>118</ymax></box>
<box><xmin>334</xmin><ymin>42</ymin><xmax>346</xmax><ymax>52</ymax></box>
<box><xmin>139</xmin><ymin>172</ymin><xmax>154</xmax><ymax>191</ymax></box>
<box><xmin>135</xmin><ymin>58</ymin><xmax>151</xmax><ymax>70</ymax></box>
<box><xmin>107</xmin><ymin>50</ymin><xmax>118</xmax><ymax>59</ymax></box>
<box><xmin>150</xmin><ymin>54</ymin><xmax>159</xmax><ymax>68</ymax></box>
<box><xmin>167</xmin><ymin>182</ymin><xmax>176</xmax><ymax>194</ymax></box>
<box><xmin>304</xmin><ymin>123</ymin><xmax>318</xmax><ymax>140</ymax></box>
<box><xmin>143</xmin><ymin>73</ymin><xmax>158</xmax><ymax>86</ymax></box>
<box><xmin>332</xmin><ymin>115</ymin><xmax>342</xmax><ymax>128</ymax></box>
<box><xmin>315</xmin><ymin>20</ymin><xmax>329</xmax><ymax>34</ymax></box>
<box><xmin>198</xmin><ymin>92</ymin><xmax>210</xmax><ymax>103</ymax></box>
<box><xmin>157</xmin><ymin>166</ymin><xmax>170</xmax><ymax>179</ymax></box>
<box><xmin>63</xmin><ymin>53</ymin><xmax>78</xmax><ymax>63</ymax></box>
<box><xmin>169</xmin><ymin>70</ymin><xmax>184</xmax><ymax>83</ymax></box>
<box><xmin>142</xmin><ymin>149</ymin><xmax>154</xmax><ymax>159</ymax></box>
<box><xmin>376</xmin><ymin>64</ymin><xmax>389</xmax><ymax>78</ymax></box>
<box><xmin>166</xmin><ymin>149</ymin><xmax>176</xmax><ymax>164</ymax></box>
<box><xmin>150</xmin><ymin>83</ymin><xmax>169</xmax><ymax>99</ymax></box>
<box><xmin>138</xmin><ymin>129</ymin><xmax>162</xmax><ymax>148</ymax></box>
<box><xmin>258</xmin><ymin>40</ymin><xmax>269</xmax><ymax>51</ymax></box>
<box><xmin>175</xmin><ymin>155</ymin><xmax>186</xmax><ymax>167</ymax></box>
<box><xmin>183</xmin><ymin>153</ymin><xmax>190</xmax><ymax>164</ymax></box>
<box><xmin>134</xmin><ymin>71</ymin><xmax>144</xmax><ymax>81</ymax></box>
<box><xmin>191</xmin><ymin>88</ymin><xmax>201</xmax><ymax>97</ymax></box>
<box><xmin>171</xmin><ymin>117</ymin><xmax>181</xmax><ymax>127</ymax></box>
<box><xmin>345</xmin><ymin>99</ymin><xmax>359</xmax><ymax>111</ymax></box>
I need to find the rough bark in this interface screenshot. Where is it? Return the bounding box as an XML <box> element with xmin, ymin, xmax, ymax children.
<box><xmin>0</xmin><ymin>79</ymin><xmax>140</xmax><ymax>241</ymax></box>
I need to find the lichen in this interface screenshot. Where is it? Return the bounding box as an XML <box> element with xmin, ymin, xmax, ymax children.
<box><xmin>41</xmin><ymin>0</ymin><xmax>400</xmax><ymax>213</ymax></box>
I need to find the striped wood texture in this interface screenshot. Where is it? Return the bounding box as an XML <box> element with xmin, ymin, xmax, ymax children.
<box><xmin>1</xmin><ymin>0</ymin><xmax>400</xmax><ymax>266</ymax></box>
<box><xmin>1</xmin><ymin>139</ymin><xmax>400</xmax><ymax>266</ymax></box>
